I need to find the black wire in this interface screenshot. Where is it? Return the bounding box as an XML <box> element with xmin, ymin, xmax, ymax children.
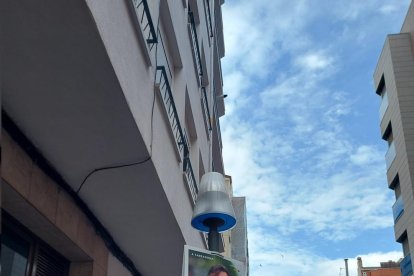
<box><xmin>76</xmin><ymin>89</ymin><xmax>156</xmax><ymax>194</ymax></box>
<box><xmin>77</xmin><ymin>15</ymin><xmax>162</xmax><ymax>195</ymax></box>
<box><xmin>76</xmin><ymin>156</ymin><xmax>151</xmax><ymax>194</ymax></box>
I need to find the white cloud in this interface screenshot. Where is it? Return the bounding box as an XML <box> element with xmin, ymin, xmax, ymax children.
<box><xmin>221</xmin><ymin>71</ymin><xmax>251</xmax><ymax>116</ymax></box>
<box><xmin>295</xmin><ymin>52</ymin><xmax>334</xmax><ymax>71</ymax></box>
<box><xmin>222</xmin><ymin>0</ymin><xmax>312</xmax><ymax>77</ymax></box>
<box><xmin>350</xmin><ymin>145</ymin><xmax>384</xmax><ymax>166</ymax></box>
<box><xmin>223</xmin><ymin>114</ymin><xmax>393</xmax><ymax>241</ymax></box>
<box><xmin>220</xmin><ymin>0</ymin><xmax>410</xmax><ymax>275</ymax></box>
<box><xmin>379</xmin><ymin>4</ymin><xmax>399</xmax><ymax>14</ymax></box>
<box><xmin>247</xmin><ymin>228</ymin><xmax>402</xmax><ymax>276</ymax></box>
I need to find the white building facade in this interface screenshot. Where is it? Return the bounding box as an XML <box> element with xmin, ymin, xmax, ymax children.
<box><xmin>2</xmin><ymin>0</ymin><xmax>228</xmax><ymax>275</ymax></box>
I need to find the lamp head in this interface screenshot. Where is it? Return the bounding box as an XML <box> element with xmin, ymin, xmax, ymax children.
<box><xmin>191</xmin><ymin>172</ymin><xmax>236</xmax><ymax>232</ymax></box>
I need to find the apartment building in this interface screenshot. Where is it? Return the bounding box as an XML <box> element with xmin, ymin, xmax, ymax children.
<box><xmin>357</xmin><ymin>257</ymin><xmax>401</xmax><ymax>276</ymax></box>
<box><xmin>1</xmin><ymin>0</ymin><xmax>230</xmax><ymax>275</ymax></box>
<box><xmin>374</xmin><ymin>2</ymin><xmax>414</xmax><ymax>276</ymax></box>
<box><xmin>221</xmin><ymin>176</ymin><xmax>249</xmax><ymax>275</ymax></box>
<box><xmin>231</xmin><ymin>197</ymin><xmax>249</xmax><ymax>275</ymax></box>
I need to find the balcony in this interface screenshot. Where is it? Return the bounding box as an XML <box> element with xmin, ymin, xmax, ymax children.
<box><xmin>201</xmin><ymin>87</ymin><xmax>212</xmax><ymax>134</ymax></box>
<box><xmin>385</xmin><ymin>141</ymin><xmax>396</xmax><ymax>170</ymax></box>
<box><xmin>392</xmin><ymin>196</ymin><xmax>404</xmax><ymax>222</ymax></box>
<box><xmin>379</xmin><ymin>90</ymin><xmax>389</xmax><ymax>122</ymax></box>
<box><xmin>213</xmin><ymin>93</ymin><xmax>223</xmax><ymax>151</ymax></box>
<box><xmin>131</xmin><ymin>0</ymin><xmax>157</xmax><ymax>48</ymax></box>
<box><xmin>155</xmin><ymin>35</ymin><xmax>198</xmax><ymax>203</ymax></box>
<box><xmin>212</xmin><ymin>92</ymin><xmax>224</xmax><ymax>173</ymax></box>
<box><xmin>184</xmin><ymin>155</ymin><xmax>198</xmax><ymax>204</ymax></box>
<box><xmin>188</xmin><ymin>9</ymin><xmax>203</xmax><ymax>85</ymax></box>
<box><xmin>205</xmin><ymin>0</ymin><xmax>213</xmax><ymax>38</ymax></box>
<box><xmin>400</xmin><ymin>254</ymin><xmax>413</xmax><ymax>276</ymax></box>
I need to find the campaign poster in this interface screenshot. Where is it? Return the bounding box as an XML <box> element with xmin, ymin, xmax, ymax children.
<box><xmin>182</xmin><ymin>245</ymin><xmax>246</xmax><ymax>276</ymax></box>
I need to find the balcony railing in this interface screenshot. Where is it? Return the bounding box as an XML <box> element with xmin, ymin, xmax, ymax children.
<box><xmin>215</xmin><ymin>108</ymin><xmax>222</xmax><ymax>150</ymax></box>
<box><xmin>205</xmin><ymin>0</ymin><xmax>213</xmax><ymax>37</ymax></box>
<box><xmin>392</xmin><ymin>196</ymin><xmax>404</xmax><ymax>222</ymax></box>
<box><xmin>131</xmin><ymin>0</ymin><xmax>157</xmax><ymax>47</ymax></box>
<box><xmin>188</xmin><ymin>9</ymin><xmax>203</xmax><ymax>84</ymax></box>
<box><xmin>184</xmin><ymin>155</ymin><xmax>198</xmax><ymax>202</ymax></box>
<box><xmin>155</xmin><ymin>38</ymin><xmax>198</xmax><ymax>203</ymax></box>
<box><xmin>201</xmin><ymin>87</ymin><xmax>212</xmax><ymax>132</ymax></box>
<box><xmin>400</xmin><ymin>254</ymin><xmax>413</xmax><ymax>276</ymax></box>
<box><xmin>213</xmin><ymin>92</ymin><xmax>223</xmax><ymax>150</ymax></box>
<box><xmin>386</xmin><ymin>141</ymin><xmax>396</xmax><ymax>170</ymax></box>
<box><xmin>156</xmin><ymin>29</ymin><xmax>173</xmax><ymax>84</ymax></box>
<box><xmin>155</xmin><ymin>67</ymin><xmax>185</xmax><ymax>154</ymax></box>
<box><xmin>379</xmin><ymin>90</ymin><xmax>389</xmax><ymax>122</ymax></box>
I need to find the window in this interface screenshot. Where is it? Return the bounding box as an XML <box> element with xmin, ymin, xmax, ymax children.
<box><xmin>379</xmin><ymin>85</ymin><xmax>388</xmax><ymax>122</ymax></box>
<box><xmin>390</xmin><ymin>174</ymin><xmax>401</xmax><ymax>198</ymax></box>
<box><xmin>383</xmin><ymin>122</ymin><xmax>394</xmax><ymax>146</ymax></box>
<box><xmin>1</xmin><ymin>230</ymin><xmax>30</xmax><ymax>276</ymax></box>
<box><xmin>394</xmin><ymin>180</ymin><xmax>401</xmax><ymax>199</ymax></box>
<box><xmin>398</xmin><ymin>232</ymin><xmax>410</xmax><ymax>257</ymax></box>
<box><xmin>1</xmin><ymin>213</ymin><xmax>70</xmax><ymax>276</ymax></box>
<box><xmin>392</xmin><ymin>177</ymin><xmax>404</xmax><ymax>222</ymax></box>
<box><xmin>403</xmin><ymin>236</ymin><xmax>410</xmax><ymax>257</ymax></box>
<box><xmin>383</xmin><ymin>123</ymin><xmax>396</xmax><ymax>169</ymax></box>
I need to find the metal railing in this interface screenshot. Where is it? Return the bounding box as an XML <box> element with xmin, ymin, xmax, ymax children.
<box><xmin>156</xmin><ymin>29</ymin><xmax>173</xmax><ymax>83</ymax></box>
<box><xmin>392</xmin><ymin>196</ymin><xmax>404</xmax><ymax>222</ymax></box>
<box><xmin>215</xmin><ymin>108</ymin><xmax>222</xmax><ymax>150</ymax></box>
<box><xmin>155</xmin><ymin>67</ymin><xmax>186</xmax><ymax>154</ymax></box>
<box><xmin>213</xmin><ymin>92</ymin><xmax>223</xmax><ymax>150</ymax></box>
<box><xmin>188</xmin><ymin>9</ymin><xmax>203</xmax><ymax>82</ymax></box>
<box><xmin>205</xmin><ymin>0</ymin><xmax>213</xmax><ymax>37</ymax></box>
<box><xmin>131</xmin><ymin>0</ymin><xmax>157</xmax><ymax>47</ymax></box>
<box><xmin>184</xmin><ymin>155</ymin><xmax>198</xmax><ymax>202</ymax></box>
<box><xmin>400</xmin><ymin>254</ymin><xmax>412</xmax><ymax>276</ymax></box>
<box><xmin>201</xmin><ymin>87</ymin><xmax>212</xmax><ymax>132</ymax></box>
<box><xmin>155</xmin><ymin>39</ymin><xmax>198</xmax><ymax>203</ymax></box>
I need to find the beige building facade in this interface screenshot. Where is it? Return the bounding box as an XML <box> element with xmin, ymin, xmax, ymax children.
<box><xmin>1</xmin><ymin>0</ymin><xmax>231</xmax><ymax>275</ymax></box>
<box><xmin>374</xmin><ymin>2</ymin><xmax>414</xmax><ymax>275</ymax></box>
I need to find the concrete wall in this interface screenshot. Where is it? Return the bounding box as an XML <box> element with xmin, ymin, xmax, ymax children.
<box><xmin>107</xmin><ymin>254</ymin><xmax>132</xmax><ymax>276</ymax></box>
<box><xmin>2</xmin><ymin>0</ymin><xmax>229</xmax><ymax>274</ymax></box>
<box><xmin>3</xmin><ymin>130</ymin><xmax>109</xmax><ymax>276</ymax></box>
<box><xmin>402</xmin><ymin>1</ymin><xmax>414</xmax><ymax>49</ymax></box>
<box><xmin>231</xmin><ymin>197</ymin><xmax>249</xmax><ymax>274</ymax></box>
<box><xmin>84</xmin><ymin>0</ymin><xmax>225</xmax><ymax>249</ymax></box>
<box><xmin>364</xmin><ymin>268</ymin><xmax>401</xmax><ymax>276</ymax></box>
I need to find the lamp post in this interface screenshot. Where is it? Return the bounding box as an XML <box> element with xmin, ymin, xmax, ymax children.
<box><xmin>344</xmin><ymin>259</ymin><xmax>349</xmax><ymax>276</ymax></box>
<box><xmin>191</xmin><ymin>172</ymin><xmax>236</xmax><ymax>252</ymax></box>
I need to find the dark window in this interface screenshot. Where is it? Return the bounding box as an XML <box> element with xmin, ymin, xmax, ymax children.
<box><xmin>390</xmin><ymin>175</ymin><xmax>401</xmax><ymax>198</ymax></box>
<box><xmin>1</xmin><ymin>213</ymin><xmax>70</xmax><ymax>276</ymax></box>
<box><xmin>1</xmin><ymin>230</ymin><xmax>30</xmax><ymax>276</ymax></box>
<box><xmin>376</xmin><ymin>74</ymin><xmax>385</xmax><ymax>95</ymax></box>
<box><xmin>382</xmin><ymin>122</ymin><xmax>392</xmax><ymax>142</ymax></box>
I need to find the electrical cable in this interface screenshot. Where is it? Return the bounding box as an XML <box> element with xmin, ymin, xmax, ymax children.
<box><xmin>76</xmin><ymin>156</ymin><xmax>151</xmax><ymax>194</ymax></box>
<box><xmin>76</xmin><ymin>22</ymin><xmax>160</xmax><ymax>195</ymax></box>
<box><xmin>76</xmin><ymin>16</ymin><xmax>164</xmax><ymax>195</ymax></box>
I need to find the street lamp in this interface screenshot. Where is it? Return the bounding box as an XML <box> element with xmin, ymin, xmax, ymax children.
<box><xmin>191</xmin><ymin>172</ymin><xmax>236</xmax><ymax>252</ymax></box>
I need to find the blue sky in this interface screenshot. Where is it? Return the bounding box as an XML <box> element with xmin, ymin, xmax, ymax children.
<box><xmin>220</xmin><ymin>1</ymin><xmax>411</xmax><ymax>275</ymax></box>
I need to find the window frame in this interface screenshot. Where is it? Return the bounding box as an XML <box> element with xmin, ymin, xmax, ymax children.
<box><xmin>2</xmin><ymin>212</ymin><xmax>70</xmax><ymax>276</ymax></box>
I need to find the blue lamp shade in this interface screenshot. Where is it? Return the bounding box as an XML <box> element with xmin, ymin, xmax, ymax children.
<box><xmin>191</xmin><ymin>172</ymin><xmax>236</xmax><ymax>233</ymax></box>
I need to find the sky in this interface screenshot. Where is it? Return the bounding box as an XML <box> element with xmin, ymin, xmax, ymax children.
<box><xmin>220</xmin><ymin>1</ymin><xmax>412</xmax><ymax>275</ymax></box>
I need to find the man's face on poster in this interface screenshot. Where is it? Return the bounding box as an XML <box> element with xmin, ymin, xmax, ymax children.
<box><xmin>209</xmin><ymin>272</ymin><xmax>229</xmax><ymax>276</ymax></box>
